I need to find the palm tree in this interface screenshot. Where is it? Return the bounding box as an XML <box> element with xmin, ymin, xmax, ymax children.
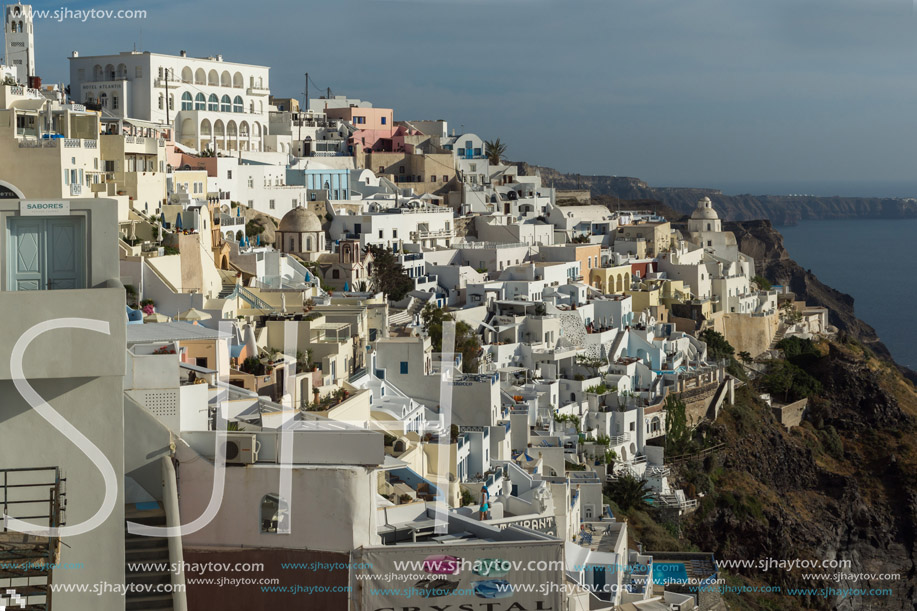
<box><xmin>604</xmin><ymin>473</ymin><xmax>651</xmax><ymax>511</ymax></box>
<box><xmin>484</xmin><ymin>138</ymin><xmax>507</xmax><ymax>166</ymax></box>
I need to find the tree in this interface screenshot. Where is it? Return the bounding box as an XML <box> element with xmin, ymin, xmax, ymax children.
<box><xmin>576</xmin><ymin>354</ymin><xmax>607</xmax><ymax>378</ymax></box>
<box><xmin>761</xmin><ymin>359</ymin><xmax>821</xmax><ymax>403</ymax></box>
<box><xmin>699</xmin><ymin>329</ymin><xmax>735</xmax><ymax>361</ymax></box>
<box><xmin>752</xmin><ymin>275</ymin><xmax>772</xmax><ymax>290</ymax></box>
<box><xmin>2</xmin><ymin>75</ymin><xmax>17</xmax><ymax>86</ymax></box>
<box><xmin>366</xmin><ymin>245</ymin><xmax>413</xmax><ymax>301</ymax></box>
<box><xmin>604</xmin><ymin>474</ymin><xmax>651</xmax><ymax>511</ymax></box>
<box><xmin>421</xmin><ymin>305</ymin><xmax>482</xmax><ymax>374</ymax></box>
<box><xmin>738</xmin><ymin>351</ymin><xmax>753</xmax><ymax>365</ymax></box>
<box><xmin>664</xmin><ymin>394</ymin><xmax>691</xmax><ymax>455</ymax></box>
<box><xmin>484</xmin><ymin>138</ymin><xmax>507</xmax><ymax>166</ymax></box>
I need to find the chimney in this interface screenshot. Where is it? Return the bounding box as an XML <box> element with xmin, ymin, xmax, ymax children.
<box><xmin>72</xmin><ymin>51</ymin><xmax>79</xmax><ymax>58</ymax></box>
<box><xmin>180</xmin><ymin>50</ymin><xmax>187</xmax><ymax>57</ymax></box>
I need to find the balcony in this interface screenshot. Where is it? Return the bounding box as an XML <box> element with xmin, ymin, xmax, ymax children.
<box><xmin>410</xmin><ymin>229</ymin><xmax>453</xmax><ymax>241</ymax></box>
<box><xmin>247</xmin><ymin>86</ymin><xmax>270</xmax><ymax>96</ymax></box>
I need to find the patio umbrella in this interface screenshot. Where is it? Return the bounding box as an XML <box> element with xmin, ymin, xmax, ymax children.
<box><xmin>178</xmin><ymin>307</ymin><xmax>211</xmax><ymax>322</ymax></box>
<box><xmin>256</xmin><ymin>234</ymin><xmax>261</xmax><ymax>246</ymax></box>
<box><xmin>144</xmin><ymin>312</ymin><xmax>171</xmax><ymax>323</ymax></box>
<box><xmin>344</xmin><ymin>282</ymin><xmax>350</xmax><ymax>292</ymax></box>
<box><xmin>175</xmin><ymin>212</ymin><xmax>183</xmax><ymax>230</ymax></box>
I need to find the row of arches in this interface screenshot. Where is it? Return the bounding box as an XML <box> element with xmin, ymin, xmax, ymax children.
<box><xmin>8</xmin><ymin>19</ymin><xmax>28</xmax><ymax>33</ymax></box>
<box><xmin>178</xmin><ymin>67</ymin><xmax>263</xmax><ymax>89</ymax></box>
<box><xmin>92</xmin><ymin>64</ymin><xmax>266</xmax><ymax>90</ymax></box>
<box><xmin>181</xmin><ymin>118</ymin><xmax>265</xmax><ymax>152</ymax></box>
<box><xmin>93</xmin><ymin>63</ymin><xmax>129</xmax><ymax>81</ymax></box>
<box><xmin>179</xmin><ymin>92</ymin><xmax>262</xmax><ymax>114</ymax></box>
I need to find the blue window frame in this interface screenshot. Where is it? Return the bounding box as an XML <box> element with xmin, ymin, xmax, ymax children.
<box><xmin>400</xmin><ymin>361</ymin><xmax>409</xmax><ymax>374</ymax></box>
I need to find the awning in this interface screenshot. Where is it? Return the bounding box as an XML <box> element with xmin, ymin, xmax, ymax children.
<box><xmin>10</xmin><ymin>99</ymin><xmax>46</xmax><ymax>111</ymax></box>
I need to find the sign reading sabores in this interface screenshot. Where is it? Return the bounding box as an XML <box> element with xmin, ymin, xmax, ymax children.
<box><xmin>354</xmin><ymin>540</ymin><xmax>563</xmax><ymax>611</ymax></box>
<box><xmin>20</xmin><ymin>201</ymin><xmax>70</xmax><ymax>216</ymax></box>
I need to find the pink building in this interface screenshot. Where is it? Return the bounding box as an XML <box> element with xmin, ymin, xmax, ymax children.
<box><xmin>325</xmin><ymin>106</ymin><xmax>396</xmax><ymax>152</ymax></box>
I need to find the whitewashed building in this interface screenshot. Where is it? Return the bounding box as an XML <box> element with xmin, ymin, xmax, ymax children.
<box><xmin>68</xmin><ymin>50</ymin><xmax>270</xmax><ymax>152</ymax></box>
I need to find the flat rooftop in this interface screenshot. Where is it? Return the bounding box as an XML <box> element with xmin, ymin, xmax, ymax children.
<box><xmin>126</xmin><ymin>321</ymin><xmax>230</xmax><ymax>344</ymax></box>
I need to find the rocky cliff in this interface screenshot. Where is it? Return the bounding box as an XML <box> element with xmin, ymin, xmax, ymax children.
<box><xmin>521</xmin><ymin>163</ymin><xmax>917</xmax><ymax>225</ymax></box>
<box><xmin>676</xmin><ymin>342</ymin><xmax>917</xmax><ymax>610</ymax></box>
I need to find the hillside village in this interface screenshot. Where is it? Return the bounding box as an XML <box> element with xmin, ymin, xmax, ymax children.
<box><xmin>0</xmin><ymin>4</ymin><xmax>841</xmax><ymax>610</ymax></box>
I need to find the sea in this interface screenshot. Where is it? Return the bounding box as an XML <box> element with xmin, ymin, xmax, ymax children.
<box><xmin>778</xmin><ymin>219</ymin><xmax>917</xmax><ymax>370</ymax></box>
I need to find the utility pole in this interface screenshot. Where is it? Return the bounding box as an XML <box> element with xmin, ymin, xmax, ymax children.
<box><xmin>164</xmin><ymin>68</ymin><xmax>170</xmax><ymax>129</ymax></box>
<box><xmin>299</xmin><ymin>72</ymin><xmax>306</xmax><ymax>144</ymax></box>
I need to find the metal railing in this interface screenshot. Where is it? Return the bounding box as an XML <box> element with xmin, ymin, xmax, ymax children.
<box><xmin>0</xmin><ymin>467</ymin><xmax>67</xmax><ymax>532</ymax></box>
<box><xmin>237</xmin><ymin>285</ymin><xmax>272</xmax><ymax>311</ymax></box>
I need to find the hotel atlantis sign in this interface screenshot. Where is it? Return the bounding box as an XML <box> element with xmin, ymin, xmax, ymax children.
<box><xmin>20</xmin><ymin>201</ymin><xmax>70</xmax><ymax>216</ymax></box>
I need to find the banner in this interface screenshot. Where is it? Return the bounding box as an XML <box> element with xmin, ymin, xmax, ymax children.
<box><xmin>355</xmin><ymin>540</ymin><xmax>563</xmax><ymax>611</ymax></box>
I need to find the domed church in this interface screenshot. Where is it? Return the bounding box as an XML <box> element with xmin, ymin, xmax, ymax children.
<box><xmin>276</xmin><ymin>206</ymin><xmax>325</xmax><ymax>260</ymax></box>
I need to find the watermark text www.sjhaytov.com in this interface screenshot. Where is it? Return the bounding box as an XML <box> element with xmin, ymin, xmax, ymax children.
<box><xmin>33</xmin><ymin>7</ymin><xmax>147</xmax><ymax>22</ymax></box>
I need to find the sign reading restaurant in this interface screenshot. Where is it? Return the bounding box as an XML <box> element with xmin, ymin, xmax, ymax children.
<box><xmin>21</xmin><ymin>201</ymin><xmax>70</xmax><ymax>216</ymax></box>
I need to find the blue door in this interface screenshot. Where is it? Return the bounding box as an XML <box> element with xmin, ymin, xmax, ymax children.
<box><xmin>7</xmin><ymin>216</ymin><xmax>85</xmax><ymax>291</ymax></box>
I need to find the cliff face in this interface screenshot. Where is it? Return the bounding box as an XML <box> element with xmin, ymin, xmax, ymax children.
<box><xmin>679</xmin><ymin>343</ymin><xmax>917</xmax><ymax>611</ymax></box>
<box><xmin>523</xmin><ymin>164</ymin><xmax>917</xmax><ymax>225</ymax></box>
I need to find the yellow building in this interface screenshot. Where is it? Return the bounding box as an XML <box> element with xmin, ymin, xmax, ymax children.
<box><xmin>616</xmin><ymin>221</ymin><xmax>671</xmax><ymax>256</ymax></box>
<box><xmin>589</xmin><ymin>264</ymin><xmax>632</xmax><ymax>294</ymax></box>
<box><xmin>364</xmin><ymin>149</ymin><xmax>455</xmax><ymax>196</ymax></box>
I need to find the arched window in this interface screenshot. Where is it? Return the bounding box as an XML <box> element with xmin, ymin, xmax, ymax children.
<box><xmin>220</xmin><ymin>95</ymin><xmax>231</xmax><ymax>112</ymax></box>
<box><xmin>208</xmin><ymin>94</ymin><xmax>219</xmax><ymax>111</ymax></box>
<box><xmin>181</xmin><ymin>92</ymin><xmax>192</xmax><ymax>110</ymax></box>
<box><xmin>194</xmin><ymin>93</ymin><xmax>205</xmax><ymax>110</ymax></box>
<box><xmin>99</xmin><ymin>92</ymin><xmax>108</xmax><ymax>107</ymax></box>
<box><xmin>232</xmin><ymin>96</ymin><xmax>243</xmax><ymax>113</ymax></box>
<box><xmin>260</xmin><ymin>494</ymin><xmax>289</xmax><ymax>534</ymax></box>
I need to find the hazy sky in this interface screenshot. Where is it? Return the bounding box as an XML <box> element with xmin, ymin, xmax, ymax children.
<box><xmin>18</xmin><ymin>0</ymin><xmax>917</xmax><ymax>195</ymax></box>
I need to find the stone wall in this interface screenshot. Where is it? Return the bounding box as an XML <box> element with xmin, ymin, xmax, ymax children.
<box><xmin>714</xmin><ymin>311</ymin><xmax>779</xmax><ymax>358</ymax></box>
<box><xmin>556</xmin><ymin>189</ymin><xmax>592</xmax><ymax>204</ymax></box>
<box><xmin>772</xmin><ymin>398</ymin><xmax>807</xmax><ymax>428</ymax></box>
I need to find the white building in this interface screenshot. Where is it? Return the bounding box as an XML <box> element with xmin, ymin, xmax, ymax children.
<box><xmin>68</xmin><ymin>50</ymin><xmax>270</xmax><ymax>152</ymax></box>
<box><xmin>3</xmin><ymin>3</ymin><xmax>34</xmax><ymax>85</ymax></box>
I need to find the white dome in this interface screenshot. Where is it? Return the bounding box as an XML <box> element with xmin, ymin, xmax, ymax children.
<box><xmin>691</xmin><ymin>197</ymin><xmax>719</xmax><ymax>221</ymax></box>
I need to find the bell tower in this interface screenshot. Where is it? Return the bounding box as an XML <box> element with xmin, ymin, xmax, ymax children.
<box><xmin>4</xmin><ymin>3</ymin><xmax>35</xmax><ymax>85</ymax></box>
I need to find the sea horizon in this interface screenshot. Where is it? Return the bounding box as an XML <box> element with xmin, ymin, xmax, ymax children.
<box><xmin>779</xmin><ymin>218</ymin><xmax>917</xmax><ymax>370</ymax></box>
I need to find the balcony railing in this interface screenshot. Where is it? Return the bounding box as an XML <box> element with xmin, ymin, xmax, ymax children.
<box><xmin>607</xmin><ymin>433</ymin><xmax>630</xmax><ymax>445</ymax></box>
<box><xmin>410</xmin><ymin>229</ymin><xmax>453</xmax><ymax>240</ymax></box>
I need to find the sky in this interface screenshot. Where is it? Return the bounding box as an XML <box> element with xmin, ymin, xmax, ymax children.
<box><xmin>14</xmin><ymin>0</ymin><xmax>917</xmax><ymax>196</ymax></box>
